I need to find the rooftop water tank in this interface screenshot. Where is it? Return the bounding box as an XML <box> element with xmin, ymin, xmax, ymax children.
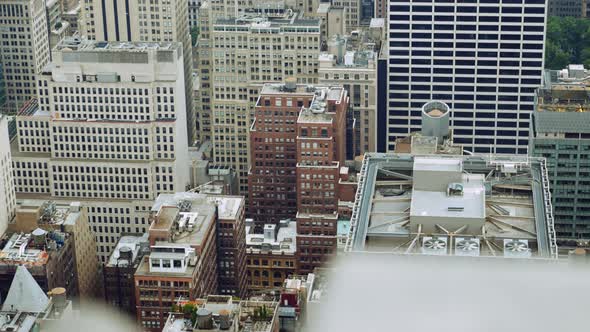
<box><xmin>196</xmin><ymin>308</ymin><xmax>213</xmax><ymax>329</ymax></box>
<box><xmin>421</xmin><ymin>101</ymin><xmax>450</xmax><ymax>141</ymax></box>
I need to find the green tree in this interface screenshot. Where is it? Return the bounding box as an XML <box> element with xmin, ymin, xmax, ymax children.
<box><xmin>545</xmin><ymin>16</ymin><xmax>590</xmax><ymax>69</ymax></box>
<box><xmin>545</xmin><ymin>40</ymin><xmax>571</xmax><ymax>70</ymax></box>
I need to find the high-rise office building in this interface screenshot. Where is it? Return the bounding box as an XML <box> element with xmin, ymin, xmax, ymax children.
<box><xmin>0</xmin><ymin>115</ymin><xmax>16</xmax><ymax>237</ymax></box>
<box><xmin>530</xmin><ymin>65</ymin><xmax>590</xmax><ymax>240</ymax></box>
<box><xmin>0</xmin><ymin>0</ymin><xmax>50</xmax><ymax>113</ymax></box>
<box><xmin>248</xmin><ymin>81</ymin><xmax>316</xmax><ymax>223</ymax></box>
<box><xmin>295</xmin><ymin>85</ymin><xmax>348</xmax><ymax>275</ymax></box>
<box><xmin>80</xmin><ymin>0</ymin><xmax>196</xmax><ymax>144</ymax></box>
<box><xmin>385</xmin><ymin>0</ymin><xmax>546</xmax><ymax>154</ymax></box>
<box><xmin>11</xmin><ymin>38</ymin><xmax>190</xmax><ymax>262</ymax></box>
<box><xmin>197</xmin><ymin>7</ymin><xmax>320</xmax><ymax>194</ymax></box>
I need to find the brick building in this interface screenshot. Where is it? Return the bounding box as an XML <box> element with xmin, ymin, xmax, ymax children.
<box><xmin>245</xmin><ymin>220</ymin><xmax>297</xmax><ymax>291</ymax></box>
<box><xmin>295</xmin><ymin>86</ymin><xmax>349</xmax><ymax>274</ymax></box>
<box><xmin>134</xmin><ymin>193</ymin><xmax>220</xmax><ymax>331</ymax></box>
<box><xmin>249</xmin><ymin>83</ymin><xmax>351</xmax><ymax>275</ymax></box>
<box><xmin>248</xmin><ymin>81</ymin><xmax>317</xmax><ymax>224</ymax></box>
<box><xmin>214</xmin><ymin>196</ymin><xmax>248</xmax><ymax>298</ymax></box>
<box><xmin>103</xmin><ymin>233</ymin><xmax>149</xmax><ymax>316</ymax></box>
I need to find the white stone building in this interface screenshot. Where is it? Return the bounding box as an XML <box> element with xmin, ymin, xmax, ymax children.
<box><xmin>79</xmin><ymin>0</ymin><xmax>196</xmax><ymax>145</ymax></box>
<box><xmin>11</xmin><ymin>38</ymin><xmax>190</xmax><ymax>262</ymax></box>
<box><xmin>0</xmin><ymin>115</ymin><xmax>16</xmax><ymax>237</ymax></box>
<box><xmin>0</xmin><ymin>0</ymin><xmax>50</xmax><ymax>112</ymax></box>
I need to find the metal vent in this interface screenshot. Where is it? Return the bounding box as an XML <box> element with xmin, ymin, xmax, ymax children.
<box><xmin>421</xmin><ymin>236</ymin><xmax>448</xmax><ymax>255</ymax></box>
<box><xmin>455</xmin><ymin>237</ymin><xmax>480</xmax><ymax>257</ymax></box>
<box><xmin>503</xmin><ymin>239</ymin><xmax>531</xmax><ymax>258</ymax></box>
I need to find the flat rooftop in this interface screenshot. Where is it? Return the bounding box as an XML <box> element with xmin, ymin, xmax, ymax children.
<box><xmin>15</xmin><ymin>200</ymin><xmax>82</xmax><ymax>227</ymax></box>
<box><xmin>55</xmin><ymin>37</ymin><xmax>179</xmax><ymax>53</ymax></box>
<box><xmin>106</xmin><ymin>233</ymin><xmax>148</xmax><ymax>267</ymax></box>
<box><xmin>214</xmin><ymin>11</ymin><xmax>320</xmax><ymax>29</ymax></box>
<box><xmin>208</xmin><ymin>196</ymin><xmax>243</xmax><ymax>220</ymax></box>
<box><xmin>149</xmin><ymin>193</ymin><xmax>218</xmax><ymax>247</ymax></box>
<box><xmin>259</xmin><ymin>83</ymin><xmax>317</xmax><ymax>96</ymax></box>
<box><xmin>346</xmin><ymin>154</ymin><xmax>558</xmax><ymax>259</ymax></box>
<box><xmin>246</xmin><ymin>221</ymin><xmax>297</xmax><ymax>254</ymax></box>
<box><xmin>297</xmin><ymin>86</ymin><xmax>344</xmax><ymax>124</ymax></box>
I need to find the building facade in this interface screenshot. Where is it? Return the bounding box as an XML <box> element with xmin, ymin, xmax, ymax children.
<box><xmin>135</xmin><ymin>193</ymin><xmax>220</xmax><ymax>331</ymax></box>
<box><xmin>530</xmin><ymin>66</ymin><xmax>590</xmax><ymax>239</ymax></box>
<box><xmin>318</xmin><ymin>32</ymin><xmax>380</xmax><ymax>155</ymax></box>
<box><xmin>0</xmin><ymin>116</ymin><xmax>16</xmax><ymax>237</ymax></box>
<box><xmin>11</xmin><ymin>39</ymin><xmax>190</xmax><ymax>262</ymax></box>
<box><xmin>248</xmin><ymin>82</ymin><xmax>316</xmax><ymax>223</ymax></box>
<box><xmin>295</xmin><ymin>86</ymin><xmax>348</xmax><ymax>274</ymax></box>
<box><xmin>6</xmin><ymin>200</ymin><xmax>102</xmax><ymax>300</ymax></box>
<box><xmin>0</xmin><ymin>0</ymin><xmax>50</xmax><ymax>113</ymax></box>
<box><xmin>332</xmin><ymin>0</ymin><xmax>361</xmax><ymax>31</ymax></box>
<box><xmin>79</xmin><ymin>0</ymin><xmax>196</xmax><ymax>144</ymax></box>
<box><xmin>197</xmin><ymin>8</ymin><xmax>321</xmax><ymax>194</ymax></box>
<box><xmin>103</xmin><ymin>233</ymin><xmax>149</xmax><ymax>315</ymax></box>
<box><xmin>245</xmin><ymin>220</ymin><xmax>297</xmax><ymax>291</ymax></box>
<box><xmin>215</xmin><ymin>196</ymin><xmax>248</xmax><ymax>297</ymax></box>
<box><xmin>385</xmin><ymin>0</ymin><xmax>547</xmax><ymax>154</ymax></box>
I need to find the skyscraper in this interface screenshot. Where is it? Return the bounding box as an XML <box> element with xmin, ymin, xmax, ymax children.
<box><xmin>11</xmin><ymin>38</ymin><xmax>190</xmax><ymax>262</ymax></box>
<box><xmin>0</xmin><ymin>0</ymin><xmax>50</xmax><ymax>112</ymax></box>
<box><xmin>197</xmin><ymin>7</ymin><xmax>321</xmax><ymax>194</ymax></box>
<box><xmin>385</xmin><ymin>0</ymin><xmax>546</xmax><ymax>154</ymax></box>
<box><xmin>80</xmin><ymin>0</ymin><xmax>196</xmax><ymax>144</ymax></box>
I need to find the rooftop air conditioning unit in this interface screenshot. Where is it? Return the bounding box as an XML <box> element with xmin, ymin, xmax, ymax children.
<box><xmin>421</xmin><ymin>236</ymin><xmax>448</xmax><ymax>255</ymax></box>
<box><xmin>455</xmin><ymin>237</ymin><xmax>480</xmax><ymax>257</ymax></box>
<box><xmin>503</xmin><ymin>239</ymin><xmax>532</xmax><ymax>258</ymax></box>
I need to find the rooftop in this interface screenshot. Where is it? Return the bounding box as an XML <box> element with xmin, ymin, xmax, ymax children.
<box><xmin>534</xmin><ymin>67</ymin><xmax>590</xmax><ymax>134</ymax></box>
<box><xmin>208</xmin><ymin>196</ymin><xmax>243</xmax><ymax>220</ymax></box>
<box><xmin>346</xmin><ymin>153</ymin><xmax>558</xmax><ymax>259</ymax></box>
<box><xmin>259</xmin><ymin>83</ymin><xmax>317</xmax><ymax>96</ymax></box>
<box><xmin>297</xmin><ymin>86</ymin><xmax>345</xmax><ymax>124</ymax></box>
<box><xmin>0</xmin><ymin>267</ymin><xmax>74</xmax><ymax>331</ymax></box>
<box><xmin>214</xmin><ymin>11</ymin><xmax>320</xmax><ymax>29</ymax></box>
<box><xmin>163</xmin><ymin>296</ymin><xmax>278</xmax><ymax>332</ymax></box>
<box><xmin>319</xmin><ymin>32</ymin><xmax>380</xmax><ymax>69</ymax></box>
<box><xmin>15</xmin><ymin>200</ymin><xmax>82</xmax><ymax>227</ymax></box>
<box><xmin>246</xmin><ymin>220</ymin><xmax>297</xmax><ymax>255</ymax></box>
<box><xmin>0</xmin><ymin>232</ymin><xmax>58</xmax><ymax>267</ymax></box>
<box><xmin>149</xmin><ymin>193</ymin><xmax>218</xmax><ymax>247</ymax></box>
<box><xmin>106</xmin><ymin>233</ymin><xmax>149</xmax><ymax>267</ymax></box>
<box><xmin>55</xmin><ymin>37</ymin><xmax>179</xmax><ymax>53</ymax></box>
